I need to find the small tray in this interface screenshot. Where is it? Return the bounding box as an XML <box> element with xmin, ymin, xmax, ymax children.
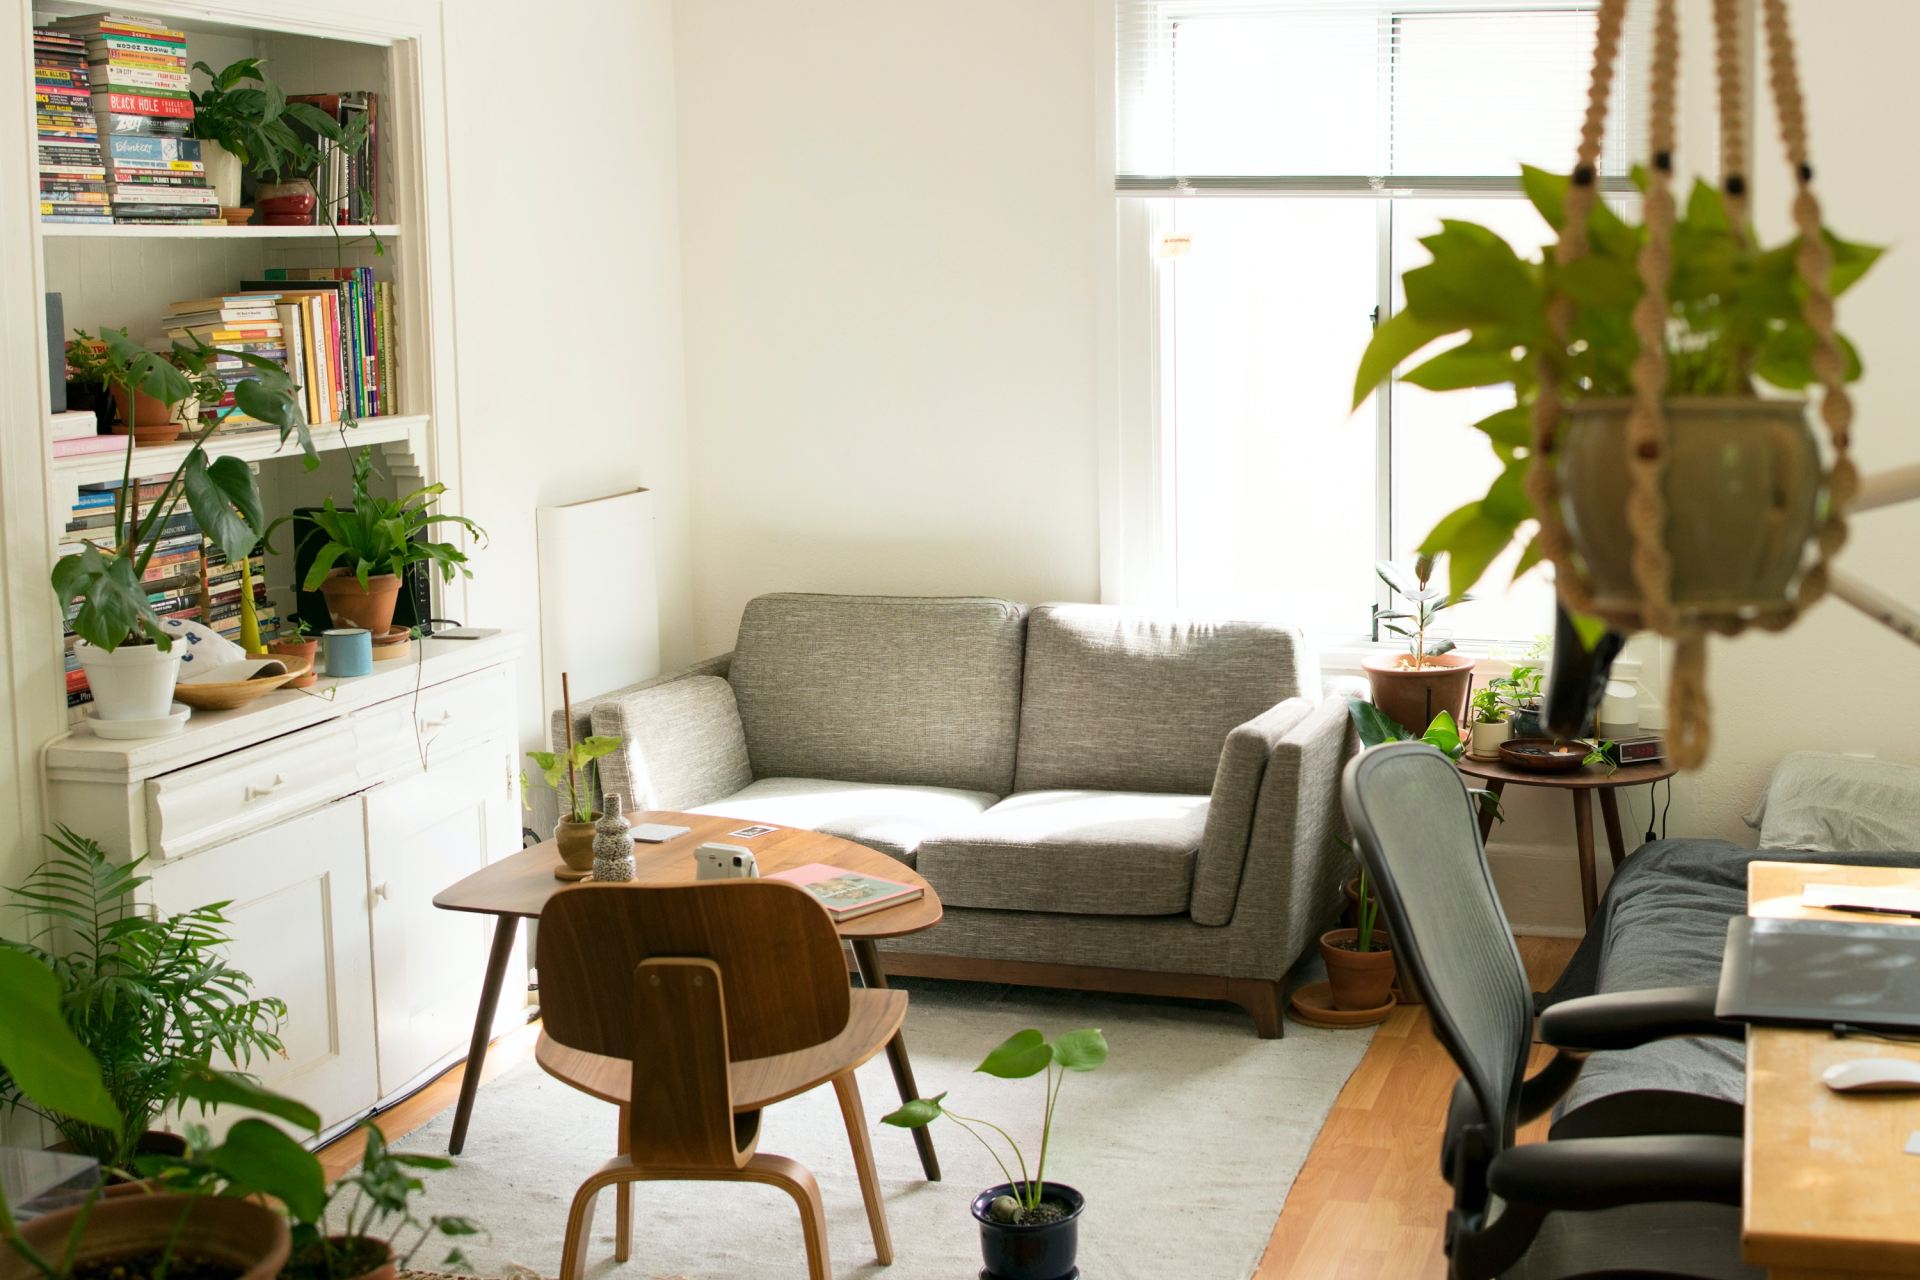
<box><xmin>174</xmin><ymin>657</ymin><xmax>309</xmax><ymax>710</ymax></box>
<box><xmin>1498</xmin><ymin>737</ymin><xmax>1591</xmax><ymax>773</ymax></box>
<box><xmin>1288</xmin><ymin>980</ymin><xmax>1396</xmax><ymax>1029</ymax></box>
<box><xmin>371</xmin><ymin>627</ymin><xmax>412</xmax><ymax>662</ymax></box>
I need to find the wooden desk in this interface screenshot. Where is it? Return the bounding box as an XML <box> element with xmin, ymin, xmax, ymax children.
<box><xmin>433</xmin><ymin>811</ymin><xmax>945</xmax><ymax>1179</ymax></box>
<box><xmin>1744</xmin><ymin>860</ymin><xmax>1920</xmax><ymax>1278</ymax></box>
<box><xmin>1457</xmin><ymin>755</ymin><xmax>1676</xmax><ymax>924</ymax></box>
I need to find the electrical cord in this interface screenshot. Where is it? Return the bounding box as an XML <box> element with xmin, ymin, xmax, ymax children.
<box><xmin>1833</xmin><ymin>1022</ymin><xmax>1920</xmax><ymax>1045</ymax></box>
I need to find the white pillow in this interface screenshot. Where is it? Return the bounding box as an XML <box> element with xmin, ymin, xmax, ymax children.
<box><xmin>1746</xmin><ymin>751</ymin><xmax>1920</xmax><ymax>852</ymax></box>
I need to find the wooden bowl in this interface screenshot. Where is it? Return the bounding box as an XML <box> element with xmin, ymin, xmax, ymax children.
<box><xmin>174</xmin><ymin>657</ymin><xmax>310</xmax><ymax>710</ymax></box>
<box><xmin>1498</xmin><ymin>737</ymin><xmax>1591</xmax><ymax>773</ymax></box>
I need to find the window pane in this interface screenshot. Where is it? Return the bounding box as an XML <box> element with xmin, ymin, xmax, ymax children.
<box><xmin>1389</xmin><ymin>197</ymin><xmax>1559</xmax><ymax>644</ymax></box>
<box><xmin>1163</xmin><ymin>198</ymin><xmax>1379</xmax><ymax>634</ymax></box>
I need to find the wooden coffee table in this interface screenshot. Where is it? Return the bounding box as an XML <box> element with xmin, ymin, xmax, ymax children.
<box><xmin>433</xmin><ymin>811</ymin><xmax>945</xmax><ymax>1178</ymax></box>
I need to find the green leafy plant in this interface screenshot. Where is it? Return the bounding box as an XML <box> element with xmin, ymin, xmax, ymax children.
<box><xmin>269</xmin><ymin>1123</ymin><xmax>479</xmax><ymax>1280</ymax></box>
<box><xmin>526</xmin><ymin>735</ymin><xmax>623</xmax><ymax>824</ymax></box>
<box><xmin>1468</xmin><ymin>684</ymin><xmax>1507</xmax><ymax>726</ymax></box>
<box><xmin>883</xmin><ymin>1028</ymin><xmax>1108</xmax><ymax>1221</ymax></box>
<box><xmin>1583</xmin><ymin>739</ymin><xmax>1619</xmax><ymax>776</ymax></box>
<box><xmin>1352</xmin><ymin>166</ymin><xmax>1883</xmax><ymax>604</ymax></box>
<box><xmin>268</xmin><ymin>448</ymin><xmax>486</xmax><ymax>592</ymax></box>
<box><xmin>189</xmin><ymin>58</ymin><xmax>368</xmax><ymax>186</ymax></box>
<box><xmin>1470</xmin><ymin>663</ymin><xmax>1544</xmax><ymax>726</ymax></box>
<box><xmin>279</xmin><ymin>617</ymin><xmax>313</xmax><ymax>640</ymax></box>
<box><xmin>1375</xmin><ymin>555</ymin><xmax>1465</xmax><ymax>666</ymax></box>
<box><xmin>1349</xmin><ymin>701</ymin><xmax>1505</xmax><ymax>827</ymax></box>
<box><xmin>0</xmin><ymin>828</ymin><xmax>288</xmax><ymax>1172</ymax></box>
<box><xmin>51</xmin><ymin>328</ymin><xmax>310</xmax><ymax>652</ymax></box>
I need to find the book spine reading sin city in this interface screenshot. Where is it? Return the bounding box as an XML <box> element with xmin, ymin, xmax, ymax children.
<box><xmin>33</xmin><ymin>28</ymin><xmax>110</xmax><ymax>223</ymax></box>
<box><xmin>47</xmin><ymin>11</ymin><xmax>217</xmax><ymax>224</ymax></box>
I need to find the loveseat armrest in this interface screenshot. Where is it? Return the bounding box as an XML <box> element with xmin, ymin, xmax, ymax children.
<box><xmin>549</xmin><ymin>653</ymin><xmax>733</xmax><ymax>752</ymax></box>
<box><xmin>1192</xmin><ymin>698</ymin><xmax>1315</xmax><ymax>925</ymax></box>
<box><xmin>549</xmin><ymin>653</ymin><xmax>749</xmax><ymax>811</ymax></box>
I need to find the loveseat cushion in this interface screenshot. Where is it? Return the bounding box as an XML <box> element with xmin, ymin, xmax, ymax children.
<box><xmin>1013</xmin><ymin>605</ymin><xmax>1314</xmax><ymax>795</ymax></box>
<box><xmin>686</xmin><ymin>776</ymin><xmax>1000</xmax><ymax>865</ymax></box>
<box><xmin>728</xmin><ymin>593</ymin><xmax>1028</xmax><ymax>795</ymax></box>
<box><xmin>914</xmin><ymin>790</ymin><xmax>1208</xmax><ymax>916</ymax></box>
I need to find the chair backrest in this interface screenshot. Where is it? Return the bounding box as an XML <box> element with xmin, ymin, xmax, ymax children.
<box><xmin>538</xmin><ymin>880</ymin><xmax>850</xmax><ymax>1064</ymax></box>
<box><xmin>1342</xmin><ymin>742</ymin><xmax>1533</xmax><ymax>1151</ymax></box>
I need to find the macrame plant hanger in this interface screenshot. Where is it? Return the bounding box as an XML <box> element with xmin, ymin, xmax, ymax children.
<box><xmin>1524</xmin><ymin>0</ymin><xmax>1856</xmax><ymax>770</ymax></box>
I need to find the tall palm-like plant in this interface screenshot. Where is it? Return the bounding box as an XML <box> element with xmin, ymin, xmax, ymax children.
<box><xmin>0</xmin><ymin>828</ymin><xmax>287</xmax><ymax>1170</ymax></box>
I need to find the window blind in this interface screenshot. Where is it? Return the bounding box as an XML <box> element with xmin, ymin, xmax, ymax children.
<box><xmin>1116</xmin><ymin>0</ymin><xmax>1646</xmax><ymax>193</ymax></box>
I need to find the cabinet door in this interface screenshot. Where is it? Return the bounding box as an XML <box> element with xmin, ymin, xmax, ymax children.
<box><xmin>365</xmin><ymin>731</ymin><xmax>520</xmax><ymax>1098</ymax></box>
<box><xmin>148</xmin><ymin>796</ymin><xmax>379</xmax><ymax>1135</ymax></box>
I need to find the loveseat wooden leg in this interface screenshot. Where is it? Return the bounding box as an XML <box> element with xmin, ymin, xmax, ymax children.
<box><xmin>1226</xmin><ymin>978</ymin><xmax>1286</xmax><ymax>1038</ymax></box>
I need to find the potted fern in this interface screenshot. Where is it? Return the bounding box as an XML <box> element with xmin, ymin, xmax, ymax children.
<box><xmin>884</xmin><ymin>1028</ymin><xmax>1107</xmax><ymax>1280</ymax></box>
<box><xmin>53</xmin><ymin>328</ymin><xmax>308</xmax><ymax>727</ymax></box>
<box><xmin>0</xmin><ymin>828</ymin><xmax>288</xmax><ymax>1186</ymax></box>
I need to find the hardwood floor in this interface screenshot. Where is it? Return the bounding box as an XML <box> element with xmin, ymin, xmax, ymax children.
<box><xmin>323</xmin><ymin>939</ymin><xmax>1578</xmax><ymax>1277</ymax></box>
<box><xmin>1255</xmin><ymin>935</ymin><xmax>1580</xmax><ymax>1279</ymax></box>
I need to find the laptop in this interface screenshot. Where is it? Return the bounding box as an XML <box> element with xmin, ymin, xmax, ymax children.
<box><xmin>1716</xmin><ymin>915</ymin><xmax>1920</xmax><ymax>1031</ymax></box>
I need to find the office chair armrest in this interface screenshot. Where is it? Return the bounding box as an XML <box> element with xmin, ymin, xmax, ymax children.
<box><xmin>1487</xmin><ymin>1133</ymin><xmax>1744</xmax><ymax>1212</ymax></box>
<box><xmin>1538</xmin><ymin>986</ymin><xmax>1743</xmax><ymax>1051</ymax></box>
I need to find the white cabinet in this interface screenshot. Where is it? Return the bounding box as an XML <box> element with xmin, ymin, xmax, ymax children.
<box><xmin>365</xmin><ymin>730</ymin><xmax>520</xmax><ymax>1096</ymax></box>
<box><xmin>147</xmin><ymin>795</ymin><xmax>380</xmax><ymax>1133</ymax></box>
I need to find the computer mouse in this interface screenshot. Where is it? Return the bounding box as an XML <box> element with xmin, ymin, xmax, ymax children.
<box><xmin>1822</xmin><ymin>1058</ymin><xmax>1920</xmax><ymax>1094</ymax></box>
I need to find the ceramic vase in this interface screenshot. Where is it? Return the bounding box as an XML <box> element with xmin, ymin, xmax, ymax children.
<box><xmin>591</xmin><ymin>793</ymin><xmax>635</xmax><ymax>881</ymax></box>
<box><xmin>201</xmin><ymin>139</ymin><xmax>242</xmax><ymax>208</ymax></box>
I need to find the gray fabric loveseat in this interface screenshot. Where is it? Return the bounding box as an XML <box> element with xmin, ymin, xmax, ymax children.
<box><xmin>555</xmin><ymin>592</ymin><xmax>1355</xmax><ymax>1035</ymax></box>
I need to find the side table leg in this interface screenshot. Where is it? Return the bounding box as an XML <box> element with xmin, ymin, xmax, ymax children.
<box><xmin>1476</xmin><ymin>778</ymin><xmax>1507</xmax><ymax>845</ymax></box>
<box><xmin>1599</xmin><ymin>789</ymin><xmax>1628</xmax><ymax>869</ymax></box>
<box><xmin>850</xmin><ymin>938</ymin><xmax>941</xmax><ymax>1182</ymax></box>
<box><xmin>448</xmin><ymin>915</ymin><xmax>520</xmax><ymax>1155</ymax></box>
<box><xmin>1572</xmin><ymin>789</ymin><xmax>1598</xmax><ymax>925</ymax></box>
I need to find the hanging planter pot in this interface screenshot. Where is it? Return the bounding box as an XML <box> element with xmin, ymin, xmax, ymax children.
<box><xmin>1559</xmin><ymin>397</ymin><xmax>1822</xmax><ymax>621</ymax></box>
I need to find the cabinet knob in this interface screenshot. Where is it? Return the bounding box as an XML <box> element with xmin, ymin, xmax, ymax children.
<box><xmin>245</xmin><ymin>774</ymin><xmax>289</xmax><ymax>801</ymax></box>
<box><xmin>372</xmin><ymin>881</ymin><xmax>391</xmax><ymax>902</ymax></box>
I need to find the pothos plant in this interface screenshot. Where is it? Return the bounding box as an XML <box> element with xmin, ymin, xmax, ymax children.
<box><xmin>190</xmin><ymin>58</ymin><xmax>370</xmax><ymax>189</ymax></box>
<box><xmin>526</xmin><ymin>736</ymin><xmax>623</xmax><ymax>824</ymax></box>
<box><xmin>52</xmin><ymin>328</ymin><xmax>311</xmax><ymax>651</ymax></box>
<box><xmin>1352</xmin><ymin>166</ymin><xmax>1882</xmax><ymax>609</ymax></box>
<box><xmin>884</xmin><ymin>1028</ymin><xmax>1108</xmax><ymax>1223</ymax></box>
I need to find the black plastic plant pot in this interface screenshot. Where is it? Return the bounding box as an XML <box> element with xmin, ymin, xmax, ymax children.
<box><xmin>973</xmin><ymin>1181</ymin><xmax>1085</xmax><ymax>1280</ymax></box>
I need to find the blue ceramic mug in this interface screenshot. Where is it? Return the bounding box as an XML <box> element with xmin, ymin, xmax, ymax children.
<box><xmin>322</xmin><ymin>627</ymin><xmax>373</xmax><ymax>677</ymax></box>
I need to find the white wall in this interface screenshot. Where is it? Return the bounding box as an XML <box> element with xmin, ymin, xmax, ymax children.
<box><xmin>672</xmin><ymin>0</ymin><xmax>1106</xmax><ymax>652</ymax></box>
<box><xmin>444</xmin><ymin>0</ymin><xmax>694</xmax><ymax>741</ymax></box>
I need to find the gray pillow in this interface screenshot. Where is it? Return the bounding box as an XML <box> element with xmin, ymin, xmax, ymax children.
<box><xmin>1745</xmin><ymin>750</ymin><xmax>1920</xmax><ymax>852</ymax></box>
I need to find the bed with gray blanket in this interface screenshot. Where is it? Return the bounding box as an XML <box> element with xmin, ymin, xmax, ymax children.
<box><xmin>1537</xmin><ymin>838</ymin><xmax>1920</xmax><ymax>1135</ymax></box>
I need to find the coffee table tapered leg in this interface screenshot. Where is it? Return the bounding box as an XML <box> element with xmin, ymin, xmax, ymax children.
<box><xmin>448</xmin><ymin>915</ymin><xmax>519</xmax><ymax>1154</ymax></box>
<box><xmin>849</xmin><ymin>938</ymin><xmax>940</xmax><ymax>1182</ymax></box>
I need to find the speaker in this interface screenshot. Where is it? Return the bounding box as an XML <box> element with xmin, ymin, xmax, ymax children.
<box><xmin>289</xmin><ymin>506</ymin><xmax>432</xmax><ymax>634</ymax></box>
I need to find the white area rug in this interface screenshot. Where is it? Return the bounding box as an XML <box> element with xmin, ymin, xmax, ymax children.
<box><xmin>398</xmin><ymin>977</ymin><xmax>1371</xmax><ymax>1280</ymax></box>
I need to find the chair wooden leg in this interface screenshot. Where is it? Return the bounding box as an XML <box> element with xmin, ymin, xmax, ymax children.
<box><xmin>746</xmin><ymin>1153</ymin><xmax>833</xmax><ymax>1280</ymax></box>
<box><xmin>559</xmin><ymin>1165</ymin><xmax>611</xmax><ymax>1280</ymax></box>
<box><xmin>833</xmin><ymin>1071</ymin><xmax>894</xmax><ymax>1264</ymax></box>
<box><xmin>614</xmin><ymin>1105</ymin><xmax>633</xmax><ymax>1263</ymax></box>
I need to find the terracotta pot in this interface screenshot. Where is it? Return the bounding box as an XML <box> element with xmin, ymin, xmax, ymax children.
<box><xmin>109</xmin><ymin>385</ymin><xmax>193</xmax><ymax>444</ymax></box>
<box><xmin>1321</xmin><ymin>927</ymin><xmax>1397</xmax><ymax>1012</ymax></box>
<box><xmin>289</xmin><ymin>1236</ymin><xmax>395</xmax><ymax>1280</ymax></box>
<box><xmin>1559</xmin><ymin>397</ymin><xmax>1820</xmax><ymax>622</ymax></box>
<box><xmin>320</xmin><ymin>569</ymin><xmax>402</xmax><ymax>635</ymax></box>
<box><xmin>269</xmin><ymin>637</ymin><xmax>321</xmax><ymax>688</ymax></box>
<box><xmin>0</xmin><ymin>1194</ymin><xmax>289</xmax><ymax>1280</ymax></box>
<box><xmin>555</xmin><ymin>813</ymin><xmax>601</xmax><ymax>875</ymax></box>
<box><xmin>1336</xmin><ymin>886</ymin><xmax>1425</xmax><ymax>1006</ymax></box>
<box><xmin>1362</xmin><ymin>651</ymin><xmax>1475</xmax><ymax>736</ymax></box>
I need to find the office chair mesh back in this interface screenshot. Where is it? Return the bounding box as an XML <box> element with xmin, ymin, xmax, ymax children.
<box><xmin>1344</xmin><ymin>743</ymin><xmax>1534</xmax><ymax>1148</ymax></box>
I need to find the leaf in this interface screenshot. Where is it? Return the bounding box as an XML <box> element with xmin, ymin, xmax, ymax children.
<box><xmin>1402</xmin><ymin>222</ymin><xmax>1540</xmax><ymax>329</ymax></box>
<box><xmin>0</xmin><ymin>949</ymin><xmax>121</xmax><ymax>1130</ymax></box>
<box><xmin>1441</xmin><ymin>509</ymin><xmax>1518</xmax><ymax>603</ymax></box>
<box><xmin>1470</xmin><ymin>404</ymin><xmax>1533</xmax><ymax>449</ymax></box>
<box><xmin>1555</xmin><ymin>255</ymin><xmax>1640</xmax><ymax>309</ymax></box>
<box><xmin>1373</xmin><ymin>560</ymin><xmax>1421</xmax><ymax>601</ymax></box>
<box><xmin>976</xmin><ymin>1029</ymin><xmax>1052</xmax><ymax>1079</ymax></box>
<box><xmin>1400</xmin><ymin>343</ymin><xmax>1521</xmax><ymax>392</ymax></box>
<box><xmin>881</xmin><ymin>1093</ymin><xmax>946</xmax><ymax>1128</ymax></box>
<box><xmin>55</xmin><ymin>544</ymin><xmax>166</xmax><ymax>650</ymax></box>
<box><xmin>172</xmin><ymin>1064</ymin><xmax>320</xmax><ymax>1131</ymax></box>
<box><xmin>183</xmin><ymin>452</ymin><xmax>265</xmax><ymax>564</ymax></box>
<box><xmin>1512</xmin><ymin>534</ymin><xmax>1545</xmax><ymax>582</ymax></box>
<box><xmin>204</xmin><ymin>1118</ymin><xmax>327</xmax><ymax>1223</ymax></box>
<box><xmin>1052</xmin><ymin>1028</ymin><xmax>1108</xmax><ymax>1072</ymax></box>
<box><xmin>1351</xmin><ymin>308</ymin><xmax>1452</xmax><ymax>410</ymax></box>
<box><xmin>1419</xmin><ymin>710</ymin><xmax>1464</xmax><ymax>758</ymax></box>
<box><xmin>1569</xmin><ymin>610</ymin><xmax>1610</xmax><ymax>650</ymax></box>
<box><xmin>1348</xmin><ymin>699</ymin><xmax>1412</xmax><ymax>749</ymax></box>
<box><xmin>1684</xmin><ymin>177</ymin><xmax>1730</xmax><ymax>234</ymax></box>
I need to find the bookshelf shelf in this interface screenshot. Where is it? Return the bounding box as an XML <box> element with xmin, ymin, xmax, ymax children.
<box><xmin>50</xmin><ymin>414</ymin><xmax>427</xmax><ymax>488</ymax></box>
<box><xmin>42</xmin><ymin>224</ymin><xmax>402</xmax><ymax>241</ymax></box>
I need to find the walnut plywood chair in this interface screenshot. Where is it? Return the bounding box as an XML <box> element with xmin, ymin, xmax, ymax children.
<box><xmin>536</xmin><ymin>880</ymin><xmax>907</xmax><ymax>1280</ymax></box>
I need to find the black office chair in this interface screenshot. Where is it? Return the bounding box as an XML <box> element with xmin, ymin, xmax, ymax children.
<box><xmin>1342</xmin><ymin>742</ymin><xmax>1759</xmax><ymax>1280</ymax></box>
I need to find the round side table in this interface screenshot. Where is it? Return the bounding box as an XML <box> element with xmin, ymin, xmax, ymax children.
<box><xmin>1456</xmin><ymin>754</ymin><xmax>1677</xmax><ymax>926</ymax></box>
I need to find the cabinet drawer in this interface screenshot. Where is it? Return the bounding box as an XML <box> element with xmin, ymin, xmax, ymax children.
<box><xmin>145</xmin><ymin>721</ymin><xmax>361</xmax><ymax>861</ymax></box>
<box><xmin>349</xmin><ymin>665</ymin><xmax>512</xmax><ymax>780</ymax></box>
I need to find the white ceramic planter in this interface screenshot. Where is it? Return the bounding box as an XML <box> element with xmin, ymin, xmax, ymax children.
<box><xmin>76</xmin><ymin>640</ymin><xmax>182</xmax><ymax>723</ymax></box>
<box><xmin>1469</xmin><ymin>719</ymin><xmax>1513</xmax><ymax>759</ymax></box>
<box><xmin>201</xmin><ymin>140</ymin><xmax>242</xmax><ymax>208</ymax></box>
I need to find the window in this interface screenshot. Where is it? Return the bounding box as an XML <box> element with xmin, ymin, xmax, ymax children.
<box><xmin>1116</xmin><ymin>0</ymin><xmax>1643</xmax><ymax>644</ymax></box>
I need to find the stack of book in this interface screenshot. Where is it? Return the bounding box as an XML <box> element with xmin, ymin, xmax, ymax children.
<box><xmin>204</xmin><ymin>540</ymin><xmax>273</xmax><ymax>644</ymax></box>
<box><xmin>259</xmin><ymin>266</ymin><xmax>397</xmax><ymax>418</ymax></box>
<box><xmin>49</xmin><ymin>409</ymin><xmax>118</xmax><ymax>460</ymax></box>
<box><xmin>47</xmin><ymin>12</ymin><xmax>218</xmax><ymax>225</ymax></box>
<box><xmin>33</xmin><ymin>28</ymin><xmax>110</xmax><ymax>223</ymax></box>
<box><xmin>289</xmin><ymin>91</ymin><xmax>380</xmax><ymax>224</ymax></box>
<box><xmin>164</xmin><ymin>294</ymin><xmax>291</xmax><ymax>432</ymax></box>
<box><xmin>59</xmin><ymin>480</ymin><xmax>206</xmax><ymax>708</ymax></box>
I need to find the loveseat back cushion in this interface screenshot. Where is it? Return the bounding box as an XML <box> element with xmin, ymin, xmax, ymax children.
<box><xmin>1013</xmin><ymin>604</ymin><xmax>1314</xmax><ymax>795</ymax></box>
<box><xmin>728</xmin><ymin>593</ymin><xmax>1029</xmax><ymax>795</ymax></box>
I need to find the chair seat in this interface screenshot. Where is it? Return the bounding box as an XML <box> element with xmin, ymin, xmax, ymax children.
<box><xmin>686</xmin><ymin>777</ymin><xmax>1000</xmax><ymax>864</ymax></box>
<box><xmin>537</xmin><ymin>986</ymin><xmax>909</xmax><ymax>1112</ymax></box>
